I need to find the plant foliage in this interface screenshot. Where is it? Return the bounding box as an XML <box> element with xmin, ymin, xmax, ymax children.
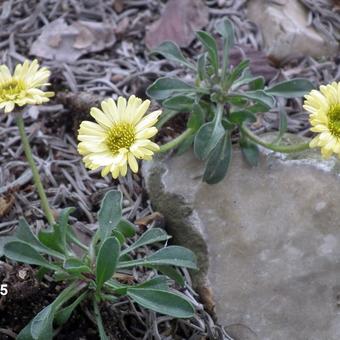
<box><xmin>148</xmin><ymin>19</ymin><xmax>314</xmax><ymax>183</ymax></box>
<box><xmin>3</xmin><ymin>190</ymin><xmax>197</xmax><ymax>339</ymax></box>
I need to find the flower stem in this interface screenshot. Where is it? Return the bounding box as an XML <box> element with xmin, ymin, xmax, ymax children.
<box><xmin>240</xmin><ymin>124</ymin><xmax>311</xmax><ymax>153</ymax></box>
<box><xmin>158</xmin><ymin>128</ymin><xmax>193</xmax><ymax>153</ymax></box>
<box><xmin>16</xmin><ymin>115</ymin><xmax>56</xmax><ymax>225</ymax></box>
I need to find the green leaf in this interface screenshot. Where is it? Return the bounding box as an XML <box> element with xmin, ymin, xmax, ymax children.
<box><xmin>230</xmin><ymin>68</ymin><xmax>251</xmax><ymax>89</ymax></box>
<box><xmin>215</xmin><ymin>18</ymin><xmax>234</xmax><ymax>78</ymax></box>
<box><xmin>150</xmin><ymin>265</ymin><xmax>185</xmax><ymax>287</ymax></box>
<box><xmin>93</xmin><ymin>299</ymin><xmax>109</xmax><ymax>340</ymax></box>
<box><xmin>203</xmin><ymin>132</ymin><xmax>232</xmax><ymax>184</ymax></box>
<box><xmin>152</xmin><ymin>41</ymin><xmax>195</xmax><ymax>70</ymax></box>
<box><xmin>0</xmin><ymin>236</ymin><xmax>15</xmax><ymax>257</ymax></box>
<box><xmin>215</xmin><ymin>18</ymin><xmax>234</xmax><ymax>49</ymax></box>
<box><xmin>4</xmin><ymin>241</ymin><xmax>60</xmax><ymax>271</ymax></box>
<box><xmin>187</xmin><ymin>103</ymin><xmax>205</xmax><ymax>132</ymax></box>
<box><xmin>38</xmin><ymin>207</ymin><xmax>75</xmax><ymax>254</ymax></box>
<box><xmin>230</xmin><ymin>90</ymin><xmax>275</xmax><ymax>109</ymax></box>
<box><xmin>194</xmin><ymin>121</ymin><xmax>225</xmax><ymax>160</ymax></box>
<box><xmin>54</xmin><ymin>292</ymin><xmax>87</xmax><ymax>326</ymax></box>
<box><xmin>50</xmin><ymin>207</ymin><xmax>75</xmax><ymax>252</ymax></box>
<box><xmin>16</xmin><ymin>218</ymin><xmax>42</xmax><ymax>246</ymax></box>
<box><xmin>176</xmin><ymin>134</ymin><xmax>195</xmax><ymax>156</ymax></box>
<box><xmin>63</xmin><ymin>258</ymin><xmax>91</xmax><ymax>274</ymax></box>
<box><xmin>265</xmin><ymin>78</ymin><xmax>314</xmax><ymax>97</ymax></box>
<box><xmin>163</xmin><ymin>95</ymin><xmax>195</xmax><ymax>111</ymax></box>
<box><xmin>243</xmin><ymin>90</ymin><xmax>276</xmax><ymax>108</ymax></box>
<box><xmin>98</xmin><ymin>190</ymin><xmax>122</xmax><ymax>242</ymax></box>
<box><xmin>222</xmin><ymin>117</ymin><xmax>236</xmax><ymax>130</ymax></box>
<box><xmin>196</xmin><ymin>31</ymin><xmax>219</xmax><ymax>74</ymax></box>
<box><xmin>58</xmin><ymin>207</ymin><xmax>75</xmax><ymax>230</ymax></box>
<box><xmin>16</xmin><ymin>322</ymin><xmax>34</xmax><ymax>340</ymax></box>
<box><xmin>231</xmin><ymin>71</ymin><xmax>265</xmax><ymax>91</ymax></box>
<box><xmin>38</xmin><ymin>225</ymin><xmax>67</xmax><ymax>254</ymax></box>
<box><xmin>53</xmin><ymin>271</ymin><xmax>73</xmax><ymax>281</ymax></box>
<box><xmin>113</xmin><ymin>276</ymin><xmax>169</xmax><ymax>295</ymax></box>
<box><xmin>119</xmin><ymin>253</ymin><xmax>132</xmax><ymax>262</ymax></box>
<box><xmin>36</xmin><ymin>267</ymin><xmax>49</xmax><ymax>281</ymax></box>
<box><xmin>135</xmin><ymin>276</ymin><xmax>169</xmax><ymax>290</ymax></box>
<box><xmin>112</xmin><ymin>230</ymin><xmax>125</xmax><ymax>246</ymax></box>
<box><xmin>225</xmin><ymin>60</ymin><xmax>250</xmax><ymax>86</ymax></box>
<box><xmin>121</xmin><ymin>228</ymin><xmax>170</xmax><ymax>256</ymax></box>
<box><xmin>146</xmin><ymin>246</ymin><xmax>197</xmax><ymax>269</ymax></box>
<box><xmin>197</xmin><ymin>53</ymin><xmax>207</xmax><ymax>81</ymax></box>
<box><xmin>127</xmin><ymin>288</ymin><xmax>194</xmax><ymax>318</ymax></box>
<box><xmin>229</xmin><ymin>110</ymin><xmax>256</xmax><ymax>125</ymax></box>
<box><xmin>227</xmin><ymin>96</ymin><xmax>248</xmax><ymax>106</ymax></box>
<box><xmin>119</xmin><ymin>246</ymin><xmax>197</xmax><ymax>269</ymax></box>
<box><xmin>240</xmin><ymin>135</ymin><xmax>260</xmax><ymax>167</ymax></box>
<box><xmin>96</xmin><ymin>237</ymin><xmax>120</xmax><ymax>290</ymax></box>
<box><xmin>146</xmin><ymin>77</ymin><xmax>195</xmax><ymax>100</ymax></box>
<box><xmin>247</xmin><ymin>102</ymin><xmax>269</xmax><ymax>113</ymax></box>
<box><xmin>249</xmin><ymin>76</ymin><xmax>265</xmax><ymax>91</ymax></box>
<box><xmin>16</xmin><ymin>218</ymin><xmax>64</xmax><ymax>259</ymax></box>
<box><xmin>31</xmin><ymin>304</ymin><xmax>54</xmax><ymax>340</ymax></box>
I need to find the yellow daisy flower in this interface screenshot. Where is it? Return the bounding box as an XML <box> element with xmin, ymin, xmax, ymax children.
<box><xmin>0</xmin><ymin>59</ymin><xmax>54</xmax><ymax>113</ymax></box>
<box><xmin>78</xmin><ymin>95</ymin><xmax>161</xmax><ymax>178</ymax></box>
<box><xmin>304</xmin><ymin>81</ymin><xmax>340</xmax><ymax>159</ymax></box>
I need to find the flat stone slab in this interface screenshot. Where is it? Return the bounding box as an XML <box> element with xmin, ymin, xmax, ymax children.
<box><xmin>143</xmin><ymin>140</ymin><xmax>340</xmax><ymax>340</ymax></box>
<box><xmin>247</xmin><ymin>0</ymin><xmax>338</xmax><ymax>61</ymax></box>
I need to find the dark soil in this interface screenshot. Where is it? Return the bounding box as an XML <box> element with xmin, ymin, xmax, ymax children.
<box><xmin>0</xmin><ymin>263</ymin><xmax>125</xmax><ymax>340</ymax></box>
<box><xmin>0</xmin><ymin>263</ymin><xmax>58</xmax><ymax>339</ymax></box>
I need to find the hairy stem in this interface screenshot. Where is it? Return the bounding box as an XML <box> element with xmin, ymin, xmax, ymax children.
<box><xmin>158</xmin><ymin>128</ymin><xmax>193</xmax><ymax>153</ymax></box>
<box><xmin>16</xmin><ymin>114</ymin><xmax>56</xmax><ymax>225</ymax></box>
<box><xmin>240</xmin><ymin>124</ymin><xmax>310</xmax><ymax>153</ymax></box>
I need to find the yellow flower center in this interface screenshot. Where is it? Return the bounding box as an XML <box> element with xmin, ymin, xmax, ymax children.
<box><xmin>0</xmin><ymin>78</ymin><xmax>25</xmax><ymax>99</ymax></box>
<box><xmin>328</xmin><ymin>105</ymin><xmax>340</xmax><ymax>138</ymax></box>
<box><xmin>106</xmin><ymin>122</ymin><xmax>135</xmax><ymax>154</ymax></box>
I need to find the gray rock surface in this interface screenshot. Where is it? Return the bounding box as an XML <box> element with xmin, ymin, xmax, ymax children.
<box><xmin>143</xmin><ymin>137</ymin><xmax>340</xmax><ymax>340</ymax></box>
<box><xmin>247</xmin><ymin>0</ymin><xmax>338</xmax><ymax>61</ymax></box>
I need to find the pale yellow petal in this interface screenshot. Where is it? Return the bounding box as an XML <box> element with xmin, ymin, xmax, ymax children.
<box><xmin>320</xmin><ymin>84</ymin><xmax>338</xmax><ymax>105</ymax></box>
<box><xmin>4</xmin><ymin>101</ymin><xmax>14</xmax><ymax>113</ymax></box>
<box><xmin>135</xmin><ymin>127</ymin><xmax>158</xmax><ymax>139</ymax></box>
<box><xmin>119</xmin><ymin>162</ymin><xmax>128</xmax><ymax>177</ymax></box>
<box><xmin>135</xmin><ymin>110</ymin><xmax>162</xmax><ymax>132</ymax></box>
<box><xmin>303</xmin><ymin>104</ymin><xmax>317</xmax><ymax>114</ymax></box>
<box><xmin>90</xmin><ymin>107</ymin><xmax>113</xmax><ymax>128</ymax></box>
<box><xmin>309</xmin><ymin>136</ymin><xmax>320</xmax><ymax>148</ymax></box>
<box><xmin>310</xmin><ymin>125</ymin><xmax>328</xmax><ymax>133</ymax></box>
<box><xmin>101</xmin><ymin>166</ymin><xmax>111</xmax><ymax>177</ymax></box>
<box><xmin>88</xmin><ymin>151</ymin><xmax>117</xmax><ymax>165</ymax></box>
<box><xmin>111</xmin><ymin>165</ymin><xmax>120</xmax><ymax>179</ymax></box>
<box><xmin>0</xmin><ymin>59</ymin><xmax>52</xmax><ymax>113</ymax></box>
<box><xmin>77</xmin><ymin>95</ymin><xmax>160</xmax><ymax>178</ymax></box>
<box><xmin>128</xmin><ymin>153</ymin><xmax>138</xmax><ymax>173</ymax></box>
<box><xmin>144</xmin><ymin>141</ymin><xmax>160</xmax><ymax>152</ymax></box>
<box><xmin>117</xmin><ymin>96</ymin><xmax>127</xmax><ymax>120</ymax></box>
<box><xmin>319</xmin><ymin>132</ymin><xmax>332</xmax><ymax>142</ymax></box>
<box><xmin>79</xmin><ymin>121</ymin><xmax>106</xmax><ymax>135</ymax></box>
<box><xmin>131</xmin><ymin>99</ymin><xmax>151</xmax><ymax>124</ymax></box>
<box><xmin>101</xmin><ymin>98</ymin><xmax>119</xmax><ymax>122</ymax></box>
<box><xmin>321</xmin><ymin>147</ymin><xmax>333</xmax><ymax>159</ymax></box>
<box><xmin>0</xmin><ymin>65</ymin><xmax>11</xmax><ymax>82</ymax></box>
